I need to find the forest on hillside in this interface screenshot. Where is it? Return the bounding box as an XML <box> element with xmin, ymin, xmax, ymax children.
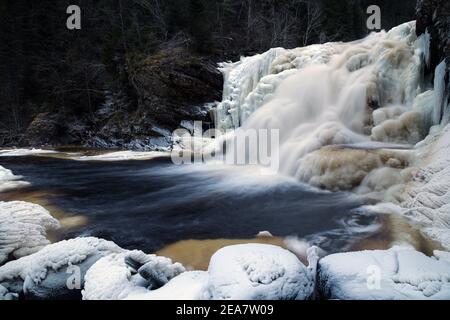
<box><xmin>0</xmin><ymin>0</ymin><xmax>416</xmax><ymax>146</ymax></box>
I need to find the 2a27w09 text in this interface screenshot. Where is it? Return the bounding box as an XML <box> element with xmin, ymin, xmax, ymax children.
<box><xmin>176</xmin><ymin>304</ymin><xmax>274</xmax><ymax>318</ymax></box>
<box><xmin>220</xmin><ymin>304</ymin><xmax>274</xmax><ymax>316</ymax></box>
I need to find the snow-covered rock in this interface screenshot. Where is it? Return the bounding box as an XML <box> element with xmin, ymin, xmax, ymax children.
<box><xmin>207</xmin><ymin>244</ymin><xmax>317</xmax><ymax>300</ymax></box>
<box><xmin>83</xmin><ymin>243</ymin><xmax>319</xmax><ymax>301</ymax></box>
<box><xmin>0</xmin><ymin>165</ymin><xmax>29</xmax><ymax>192</ymax></box>
<box><xmin>0</xmin><ymin>201</ymin><xmax>60</xmax><ymax>265</ymax></box>
<box><xmin>0</xmin><ymin>237</ymin><xmax>122</xmax><ymax>300</ymax></box>
<box><xmin>318</xmin><ymin>247</ymin><xmax>450</xmax><ymax>300</ymax></box>
<box><xmin>82</xmin><ymin>250</ymin><xmax>185</xmax><ymax>300</ymax></box>
<box><xmin>126</xmin><ymin>271</ymin><xmax>210</xmax><ymax>300</ymax></box>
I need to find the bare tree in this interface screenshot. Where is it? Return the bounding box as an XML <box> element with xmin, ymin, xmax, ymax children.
<box><xmin>301</xmin><ymin>0</ymin><xmax>323</xmax><ymax>46</ymax></box>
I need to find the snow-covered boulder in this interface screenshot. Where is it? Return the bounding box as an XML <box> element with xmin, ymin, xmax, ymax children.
<box><xmin>0</xmin><ymin>237</ymin><xmax>122</xmax><ymax>300</ymax></box>
<box><xmin>82</xmin><ymin>250</ymin><xmax>185</xmax><ymax>300</ymax></box>
<box><xmin>207</xmin><ymin>244</ymin><xmax>317</xmax><ymax>300</ymax></box>
<box><xmin>318</xmin><ymin>247</ymin><xmax>450</xmax><ymax>300</ymax></box>
<box><xmin>84</xmin><ymin>243</ymin><xmax>319</xmax><ymax>300</ymax></box>
<box><xmin>126</xmin><ymin>271</ymin><xmax>210</xmax><ymax>300</ymax></box>
<box><xmin>0</xmin><ymin>201</ymin><xmax>60</xmax><ymax>265</ymax></box>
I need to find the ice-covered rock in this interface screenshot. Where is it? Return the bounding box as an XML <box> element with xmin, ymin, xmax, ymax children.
<box><xmin>401</xmin><ymin>124</ymin><xmax>450</xmax><ymax>250</ymax></box>
<box><xmin>126</xmin><ymin>271</ymin><xmax>210</xmax><ymax>300</ymax></box>
<box><xmin>83</xmin><ymin>243</ymin><xmax>320</xmax><ymax>301</ymax></box>
<box><xmin>0</xmin><ymin>201</ymin><xmax>60</xmax><ymax>265</ymax></box>
<box><xmin>318</xmin><ymin>247</ymin><xmax>450</xmax><ymax>300</ymax></box>
<box><xmin>0</xmin><ymin>237</ymin><xmax>122</xmax><ymax>300</ymax></box>
<box><xmin>0</xmin><ymin>165</ymin><xmax>29</xmax><ymax>192</ymax></box>
<box><xmin>207</xmin><ymin>244</ymin><xmax>317</xmax><ymax>300</ymax></box>
<box><xmin>82</xmin><ymin>250</ymin><xmax>185</xmax><ymax>300</ymax></box>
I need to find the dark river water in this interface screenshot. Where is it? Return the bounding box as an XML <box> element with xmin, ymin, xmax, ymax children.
<box><xmin>0</xmin><ymin>155</ymin><xmax>376</xmax><ymax>253</ymax></box>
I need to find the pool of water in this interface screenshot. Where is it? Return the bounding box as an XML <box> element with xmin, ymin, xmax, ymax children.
<box><xmin>0</xmin><ymin>155</ymin><xmax>376</xmax><ymax>253</ymax></box>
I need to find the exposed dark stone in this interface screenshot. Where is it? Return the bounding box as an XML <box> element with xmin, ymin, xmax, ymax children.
<box><xmin>21</xmin><ymin>113</ymin><xmax>65</xmax><ymax>147</ymax></box>
<box><xmin>129</xmin><ymin>48</ymin><xmax>223</xmax><ymax>129</ymax></box>
<box><xmin>416</xmin><ymin>0</ymin><xmax>450</xmax><ymax>125</ymax></box>
<box><xmin>416</xmin><ymin>0</ymin><xmax>450</xmax><ymax>74</ymax></box>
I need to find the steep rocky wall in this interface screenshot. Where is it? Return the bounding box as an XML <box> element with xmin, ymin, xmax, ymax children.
<box><xmin>416</xmin><ymin>0</ymin><xmax>450</xmax><ymax>125</ymax></box>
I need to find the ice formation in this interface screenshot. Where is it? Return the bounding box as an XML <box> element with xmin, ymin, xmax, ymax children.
<box><xmin>318</xmin><ymin>246</ymin><xmax>450</xmax><ymax>300</ymax></box>
<box><xmin>0</xmin><ymin>201</ymin><xmax>60</xmax><ymax>265</ymax></box>
<box><xmin>0</xmin><ymin>237</ymin><xmax>123</xmax><ymax>299</ymax></box>
<box><xmin>0</xmin><ymin>165</ymin><xmax>29</xmax><ymax>192</ymax></box>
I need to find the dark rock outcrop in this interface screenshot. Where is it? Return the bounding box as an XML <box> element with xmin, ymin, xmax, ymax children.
<box><xmin>21</xmin><ymin>113</ymin><xmax>65</xmax><ymax>147</ymax></box>
<box><xmin>416</xmin><ymin>0</ymin><xmax>450</xmax><ymax>125</ymax></box>
<box><xmin>416</xmin><ymin>0</ymin><xmax>450</xmax><ymax>71</ymax></box>
<box><xmin>129</xmin><ymin>48</ymin><xmax>223</xmax><ymax>129</ymax></box>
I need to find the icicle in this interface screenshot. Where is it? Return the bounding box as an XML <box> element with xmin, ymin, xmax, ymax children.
<box><xmin>432</xmin><ymin>61</ymin><xmax>447</xmax><ymax>126</ymax></box>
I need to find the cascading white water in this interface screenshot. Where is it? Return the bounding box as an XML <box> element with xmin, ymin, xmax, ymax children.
<box><xmin>214</xmin><ymin>21</ymin><xmax>437</xmax><ymax>191</ymax></box>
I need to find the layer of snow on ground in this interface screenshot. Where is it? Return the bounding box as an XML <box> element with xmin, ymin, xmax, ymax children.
<box><xmin>208</xmin><ymin>244</ymin><xmax>316</xmax><ymax>300</ymax></box>
<box><xmin>0</xmin><ymin>237</ymin><xmax>122</xmax><ymax>299</ymax></box>
<box><xmin>82</xmin><ymin>250</ymin><xmax>185</xmax><ymax>300</ymax></box>
<box><xmin>318</xmin><ymin>246</ymin><xmax>450</xmax><ymax>300</ymax></box>
<box><xmin>0</xmin><ymin>201</ymin><xmax>60</xmax><ymax>265</ymax></box>
<box><xmin>72</xmin><ymin>150</ymin><xmax>169</xmax><ymax>161</ymax></box>
<box><xmin>0</xmin><ymin>165</ymin><xmax>29</xmax><ymax>192</ymax></box>
<box><xmin>400</xmin><ymin>124</ymin><xmax>450</xmax><ymax>250</ymax></box>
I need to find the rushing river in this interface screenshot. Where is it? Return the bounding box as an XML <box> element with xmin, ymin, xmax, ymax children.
<box><xmin>0</xmin><ymin>153</ymin><xmax>378</xmax><ymax>255</ymax></box>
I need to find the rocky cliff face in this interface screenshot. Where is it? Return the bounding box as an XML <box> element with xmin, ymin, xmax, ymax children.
<box><xmin>416</xmin><ymin>0</ymin><xmax>450</xmax><ymax>69</ymax></box>
<box><xmin>129</xmin><ymin>48</ymin><xmax>223</xmax><ymax>129</ymax></box>
<box><xmin>416</xmin><ymin>0</ymin><xmax>450</xmax><ymax>125</ymax></box>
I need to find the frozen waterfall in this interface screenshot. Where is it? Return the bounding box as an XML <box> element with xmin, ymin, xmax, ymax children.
<box><xmin>212</xmin><ymin>21</ymin><xmax>450</xmax><ymax>250</ymax></box>
<box><xmin>214</xmin><ymin>22</ymin><xmax>438</xmax><ymax>185</ymax></box>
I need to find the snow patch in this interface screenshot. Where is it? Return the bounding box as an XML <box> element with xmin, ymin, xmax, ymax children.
<box><xmin>0</xmin><ymin>149</ymin><xmax>57</xmax><ymax>157</ymax></box>
<box><xmin>72</xmin><ymin>150</ymin><xmax>169</xmax><ymax>161</ymax></box>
